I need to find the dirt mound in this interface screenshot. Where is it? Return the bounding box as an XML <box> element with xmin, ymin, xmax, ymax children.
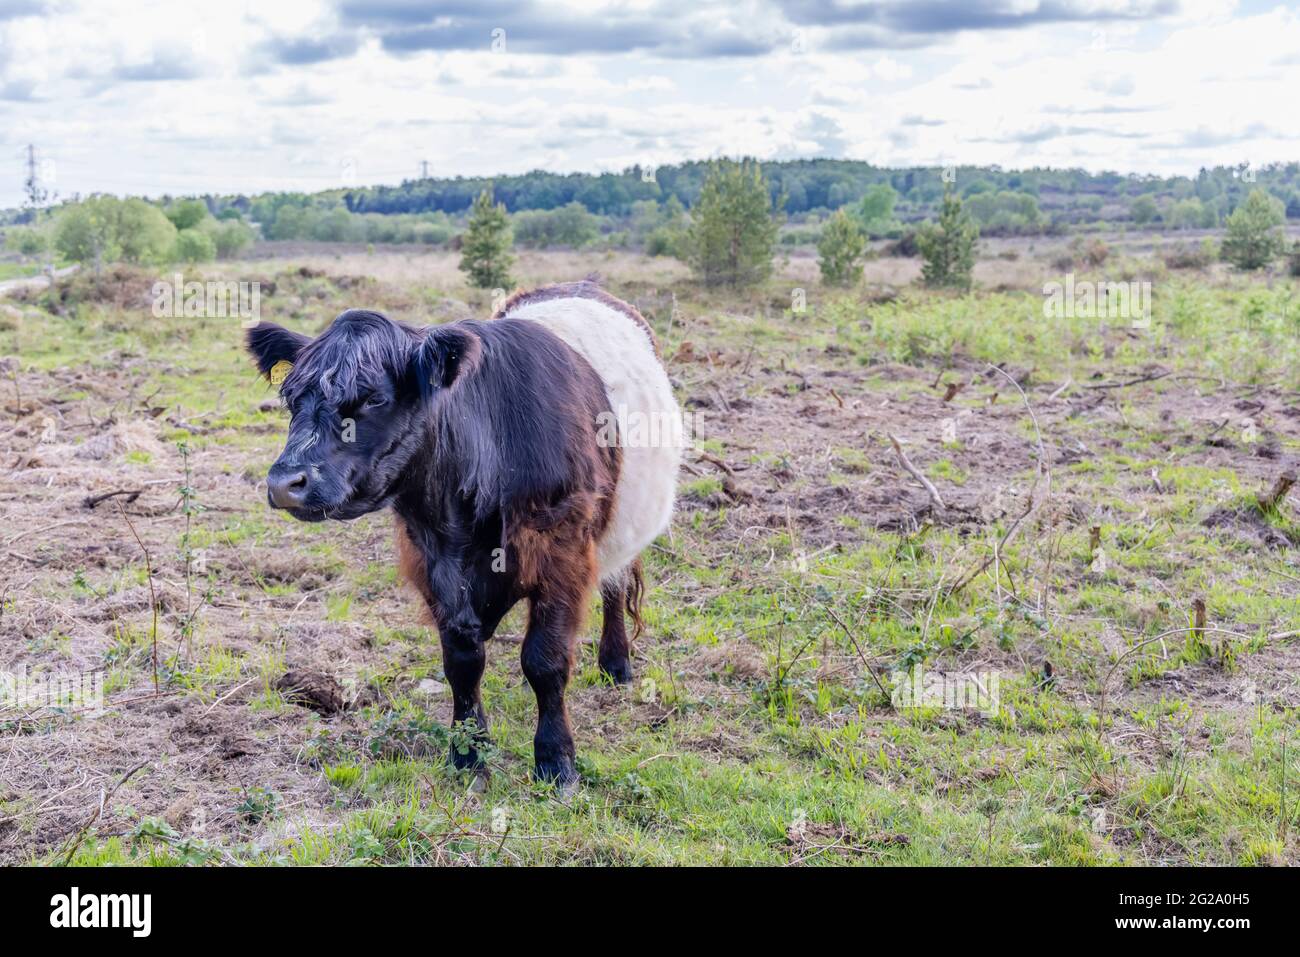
<box><xmin>12</xmin><ymin>265</ymin><xmax>158</xmax><ymax>313</ymax></box>
<box><xmin>274</xmin><ymin>670</ymin><xmax>346</xmax><ymax>714</ymax></box>
<box><xmin>1203</xmin><ymin>503</ymin><xmax>1298</xmax><ymax>549</ymax></box>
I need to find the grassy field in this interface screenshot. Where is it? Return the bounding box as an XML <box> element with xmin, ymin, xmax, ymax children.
<box><xmin>0</xmin><ymin>262</ymin><xmax>46</xmax><ymax>283</ymax></box>
<box><xmin>2</xmin><ymin>238</ymin><xmax>1299</xmax><ymax>865</ymax></box>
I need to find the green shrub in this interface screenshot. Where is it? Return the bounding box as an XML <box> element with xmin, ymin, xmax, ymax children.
<box><xmin>1221</xmin><ymin>188</ymin><xmax>1285</xmax><ymax>270</ymax></box>
<box><xmin>817</xmin><ymin>208</ymin><xmax>867</xmax><ymax>286</ymax></box>
<box><xmin>512</xmin><ymin>201</ymin><xmax>599</xmax><ymax>248</ymax></box>
<box><xmin>1163</xmin><ymin>239</ymin><xmax>1217</xmax><ymax>270</ymax></box>
<box><xmin>206</xmin><ymin>219</ymin><xmax>255</xmax><ymax>259</ymax></box>
<box><xmin>964</xmin><ymin>190</ymin><xmax>1041</xmax><ymax>232</ymax></box>
<box><xmin>458</xmin><ymin>188</ymin><xmax>514</xmax><ymax>289</ymax></box>
<box><xmin>53</xmin><ymin>196</ymin><xmax>177</xmax><ymax>270</ymax></box>
<box><xmin>681</xmin><ymin>158</ymin><xmax>781</xmax><ymax>287</ymax></box>
<box><xmin>1131</xmin><ymin>195</ymin><xmax>1158</xmax><ymax>225</ymax></box>
<box><xmin>165</xmin><ymin>199</ymin><xmax>209</xmax><ymax>231</ymax></box>
<box><xmin>856</xmin><ymin>183</ymin><xmax>900</xmax><ymax>237</ymax></box>
<box><xmin>645</xmin><ymin>226</ymin><xmax>683</xmax><ymax>257</ymax></box>
<box><xmin>5</xmin><ymin>225</ymin><xmax>47</xmax><ymax>257</ymax></box>
<box><xmin>174</xmin><ymin>228</ymin><xmax>216</xmax><ymax>264</ymax></box>
<box><xmin>917</xmin><ymin>187</ymin><xmax>978</xmax><ymax>291</ymax></box>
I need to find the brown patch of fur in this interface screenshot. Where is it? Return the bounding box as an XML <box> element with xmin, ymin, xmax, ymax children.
<box><xmin>510</xmin><ymin>504</ymin><xmax>600</xmax><ymax>680</ymax></box>
<box><xmin>394</xmin><ymin>516</ymin><xmax>434</xmax><ymax>621</ymax></box>
<box><xmin>491</xmin><ymin>279</ymin><xmax>660</xmax><ymax>355</ymax></box>
<box><xmin>509</xmin><ymin>494</ymin><xmax>603</xmax><ymax>596</ymax></box>
<box><xmin>505</xmin><ymin>403</ymin><xmax>619</xmax><ymax>593</ymax></box>
<box><xmin>544</xmin><ymin>534</ymin><xmax>597</xmax><ymax>632</ymax></box>
<box><xmin>509</xmin><ymin>524</ymin><xmax>549</xmax><ymax>593</ymax></box>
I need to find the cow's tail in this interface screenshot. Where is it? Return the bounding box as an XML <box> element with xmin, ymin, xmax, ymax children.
<box><xmin>626</xmin><ymin>557</ymin><xmax>646</xmax><ymax>642</ymax></box>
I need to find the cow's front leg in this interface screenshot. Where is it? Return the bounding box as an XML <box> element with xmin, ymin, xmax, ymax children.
<box><xmin>521</xmin><ymin>596</ymin><xmax>581</xmax><ymax>789</ymax></box>
<box><xmin>438</xmin><ymin>620</ymin><xmax>489</xmax><ymax>771</ymax></box>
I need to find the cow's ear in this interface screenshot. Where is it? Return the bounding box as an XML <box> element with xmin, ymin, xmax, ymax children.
<box><xmin>413</xmin><ymin>325</ymin><xmax>481</xmax><ymax>399</ymax></box>
<box><xmin>246</xmin><ymin>322</ymin><xmax>311</xmax><ymax>380</ymax></box>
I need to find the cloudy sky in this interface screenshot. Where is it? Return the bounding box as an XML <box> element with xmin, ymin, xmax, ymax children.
<box><xmin>1</xmin><ymin>0</ymin><xmax>1298</xmax><ymax>208</ymax></box>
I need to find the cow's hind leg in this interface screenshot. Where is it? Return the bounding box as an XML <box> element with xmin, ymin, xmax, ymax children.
<box><xmin>598</xmin><ymin>581</ymin><xmax>631</xmax><ymax>684</ymax></box>
<box><xmin>598</xmin><ymin>565</ymin><xmax>640</xmax><ymax>684</ymax></box>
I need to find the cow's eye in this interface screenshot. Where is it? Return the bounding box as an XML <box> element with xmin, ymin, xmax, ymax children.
<box><xmin>361</xmin><ymin>393</ymin><xmax>388</xmax><ymax>410</ymax></box>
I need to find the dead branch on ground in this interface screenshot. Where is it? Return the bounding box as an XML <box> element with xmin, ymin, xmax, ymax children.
<box><xmin>887</xmin><ymin>433</ymin><xmax>945</xmax><ymax>512</ymax></box>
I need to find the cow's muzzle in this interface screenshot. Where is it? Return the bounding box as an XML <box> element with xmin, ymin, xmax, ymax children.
<box><xmin>267</xmin><ymin>463</ymin><xmax>310</xmax><ymax>509</ymax></box>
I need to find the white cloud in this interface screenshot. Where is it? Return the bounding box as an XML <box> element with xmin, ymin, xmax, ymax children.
<box><xmin>0</xmin><ymin>0</ymin><xmax>1295</xmax><ymax>206</ymax></box>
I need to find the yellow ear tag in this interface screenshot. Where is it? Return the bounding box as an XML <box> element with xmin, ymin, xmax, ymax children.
<box><xmin>269</xmin><ymin>360</ymin><xmax>293</xmax><ymax>387</ymax></box>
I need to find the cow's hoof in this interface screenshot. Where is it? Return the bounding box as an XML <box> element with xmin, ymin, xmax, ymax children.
<box><xmin>448</xmin><ymin>743</ymin><xmax>486</xmax><ymax>772</ymax></box>
<box><xmin>534</xmin><ymin>757</ymin><xmax>578</xmax><ymax>795</ymax></box>
<box><xmin>599</xmin><ymin>655</ymin><xmax>633</xmax><ymax>685</ymax></box>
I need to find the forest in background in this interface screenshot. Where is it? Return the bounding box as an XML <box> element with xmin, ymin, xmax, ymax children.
<box><xmin>8</xmin><ymin>158</ymin><xmax>1300</xmax><ymax>242</ymax></box>
<box><xmin>5</xmin><ymin>158</ymin><xmax>1300</xmax><ymax>272</ymax></box>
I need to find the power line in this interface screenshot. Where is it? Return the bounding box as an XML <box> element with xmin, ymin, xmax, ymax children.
<box><xmin>23</xmin><ymin>143</ymin><xmax>48</xmax><ymax>208</ymax></box>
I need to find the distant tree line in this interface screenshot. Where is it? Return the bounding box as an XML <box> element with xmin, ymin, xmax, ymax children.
<box><xmin>129</xmin><ymin>159</ymin><xmax>1292</xmax><ymax>251</ymax></box>
<box><xmin>8</xmin><ymin>160</ymin><xmax>1299</xmax><ymax>277</ymax></box>
<box><xmin>318</xmin><ymin>159</ymin><xmax>1300</xmax><ymax>231</ymax></box>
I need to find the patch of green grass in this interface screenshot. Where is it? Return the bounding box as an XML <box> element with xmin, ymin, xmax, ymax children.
<box><xmin>927</xmin><ymin>458</ymin><xmax>967</xmax><ymax>485</ymax></box>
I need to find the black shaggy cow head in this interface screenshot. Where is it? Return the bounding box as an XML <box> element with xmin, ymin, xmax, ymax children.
<box><xmin>246</xmin><ymin>309</ymin><xmax>478</xmax><ymax>521</ymax></box>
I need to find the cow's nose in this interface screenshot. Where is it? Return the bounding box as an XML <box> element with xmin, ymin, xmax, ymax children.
<box><xmin>267</xmin><ymin>467</ymin><xmax>309</xmax><ymax>509</ymax></box>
